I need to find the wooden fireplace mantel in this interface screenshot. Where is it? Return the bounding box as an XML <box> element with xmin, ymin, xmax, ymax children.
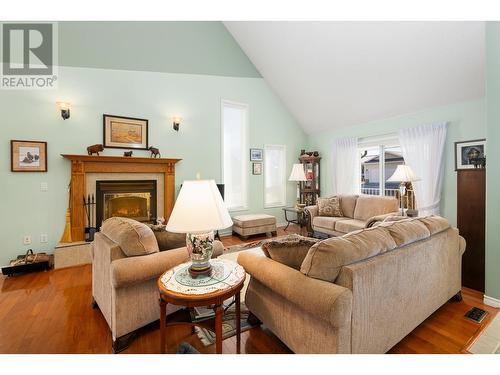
<box><xmin>61</xmin><ymin>154</ymin><xmax>181</xmax><ymax>242</ymax></box>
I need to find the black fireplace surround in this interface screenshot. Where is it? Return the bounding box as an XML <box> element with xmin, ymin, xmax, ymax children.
<box><xmin>96</xmin><ymin>180</ymin><xmax>157</xmax><ymax>229</ymax></box>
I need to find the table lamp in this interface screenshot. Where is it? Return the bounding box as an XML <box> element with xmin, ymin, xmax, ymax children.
<box><xmin>289</xmin><ymin>163</ymin><xmax>308</xmax><ymax>208</ymax></box>
<box><xmin>166</xmin><ymin>180</ymin><xmax>233</xmax><ymax>277</ymax></box>
<box><xmin>387</xmin><ymin>165</ymin><xmax>419</xmax><ymax>215</ymax></box>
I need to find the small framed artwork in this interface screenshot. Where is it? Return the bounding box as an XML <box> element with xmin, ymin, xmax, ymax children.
<box><xmin>11</xmin><ymin>140</ymin><xmax>47</xmax><ymax>172</ymax></box>
<box><xmin>252</xmin><ymin>162</ymin><xmax>262</xmax><ymax>175</ymax></box>
<box><xmin>455</xmin><ymin>139</ymin><xmax>486</xmax><ymax>170</ymax></box>
<box><xmin>250</xmin><ymin>148</ymin><xmax>263</xmax><ymax>161</ymax></box>
<box><xmin>103</xmin><ymin>114</ymin><xmax>149</xmax><ymax>150</ymax></box>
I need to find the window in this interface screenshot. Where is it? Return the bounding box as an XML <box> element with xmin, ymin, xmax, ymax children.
<box><xmin>358</xmin><ymin>134</ymin><xmax>405</xmax><ymax>197</ymax></box>
<box><xmin>222</xmin><ymin>100</ymin><xmax>248</xmax><ymax>210</ymax></box>
<box><xmin>264</xmin><ymin>144</ymin><xmax>286</xmax><ymax>207</ymax></box>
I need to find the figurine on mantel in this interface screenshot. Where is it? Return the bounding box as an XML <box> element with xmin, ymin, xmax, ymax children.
<box><xmin>149</xmin><ymin>146</ymin><xmax>161</xmax><ymax>158</ymax></box>
<box><xmin>87</xmin><ymin>144</ymin><xmax>104</xmax><ymax>156</ymax></box>
<box><xmin>123</xmin><ymin>151</ymin><xmax>133</xmax><ymax>157</ymax></box>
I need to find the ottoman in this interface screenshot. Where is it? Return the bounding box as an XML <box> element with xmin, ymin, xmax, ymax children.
<box><xmin>232</xmin><ymin>214</ymin><xmax>277</xmax><ymax>239</ymax></box>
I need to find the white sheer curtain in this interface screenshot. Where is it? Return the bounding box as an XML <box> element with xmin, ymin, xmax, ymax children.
<box><xmin>332</xmin><ymin>137</ymin><xmax>360</xmax><ymax>195</ymax></box>
<box><xmin>399</xmin><ymin>123</ymin><xmax>448</xmax><ymax>216</ymax></box>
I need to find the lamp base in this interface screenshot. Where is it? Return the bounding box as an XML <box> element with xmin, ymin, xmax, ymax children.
<box><xmin>188</xmin><ymin>264</ymin><xmax>212</xmax><ymax>278</ymax></box>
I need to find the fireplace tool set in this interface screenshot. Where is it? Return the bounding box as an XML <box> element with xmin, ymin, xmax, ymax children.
<box><xmin>83</xmin><ymin>194</ymin><xmax>97</xmax><ymax>242</ymax></box>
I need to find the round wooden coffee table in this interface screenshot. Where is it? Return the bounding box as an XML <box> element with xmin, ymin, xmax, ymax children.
<box><xmin>157</xmin><ymin>258</ymin><xmax>246</xmax><ymax>354</ymax></box>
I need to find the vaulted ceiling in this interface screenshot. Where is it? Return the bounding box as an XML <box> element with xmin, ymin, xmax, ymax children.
<box><xmin>224</xmin><ymin>21</ymin><xmax>485</xmax><ymax>134</ymax></box>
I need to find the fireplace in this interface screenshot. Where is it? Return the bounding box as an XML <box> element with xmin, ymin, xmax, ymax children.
<box><xmin>96</xmin><ymin>180</ymin><xmax>157</xmax><ymax>229</ymax></box>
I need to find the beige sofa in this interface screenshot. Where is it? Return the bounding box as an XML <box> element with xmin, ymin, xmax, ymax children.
<box><xmin>91</xmin><ymin>217</ymin><xmax>223</xmax><ymax>353</ymax></box>
<box><xmin>305</xmin><ymin>194</ymin><xmax>399</xmax><ymax>237</ymax></box>
<box><xmin>238</xmin><ymin>216</ymin><xmax>466</xmax><ymax>353</ymax></box>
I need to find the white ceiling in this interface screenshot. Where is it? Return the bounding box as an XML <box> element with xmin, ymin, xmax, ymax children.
<box><xmin>224</xmin><ymin>22</ymin><xmax>485</xmax><ymax>134</ymax></box>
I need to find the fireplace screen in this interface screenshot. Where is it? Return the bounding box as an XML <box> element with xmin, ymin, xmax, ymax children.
<box><xmin>96</xmin><ymin>180</ymin><xmax>157</xmax><ymax>228</ymax></box>
<box><xmin>104</xmin><ymin>192</ymin><xmax>151</xmax><ymax>222</ymax></box>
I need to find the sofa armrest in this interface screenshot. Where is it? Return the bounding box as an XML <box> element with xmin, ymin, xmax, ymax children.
<box><xmin>237</xmin><ymin>251</ymin><xmax>352</xmax><ymax>328</ymax></box>
<box><xmin>304</xmin><ymin>205</ymin><xmax>319</xmax><ymax>235</ymax></box>
<box><xmin>111</xmin><ymin>240</ymin><xmax>224</xmax><ymax>288</ymax></box>
<box><xmin>459</xmin><ymin>235</ymin><xmax>466</xmax><ymax>255</ymax></box>
<box><xmin>111</xmin><ymin>248</ymin><xmax>189</xmax><ymax>288</ymax></box>
<box><xmin>212</xmin><ymin>240</ymin><xmax>224</xmax><ymax>258</ymax></box>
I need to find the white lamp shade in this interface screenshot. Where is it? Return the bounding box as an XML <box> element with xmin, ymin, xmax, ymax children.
<box><xmin>289</xmin><ymin>163</ymin><xmax>307</xmax><ymax>181</ymax></box>
<box><xmin>387</xmin><ymin>165</ymin><xmax>420</xmax><ymax>182</ymax></box>
<box><xmin>166</xmin><ymin>180</ymin><xmax>233</xmax><ymax>233</ymax></box>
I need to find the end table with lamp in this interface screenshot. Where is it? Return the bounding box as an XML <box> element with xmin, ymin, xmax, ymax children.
<box><xmin>158</xmin><ymin>259</ymin><xmax>245</xmax><ymax>354</ymax></box>
<box><xmin>387</xmin><ymin>165</ymin><xmax>420</xmax><ymax>216</ymax></box>
<box><xmin>161</xmin><ymin>179</ymin><xmax>244</xmax><ymax>353</ymax></box>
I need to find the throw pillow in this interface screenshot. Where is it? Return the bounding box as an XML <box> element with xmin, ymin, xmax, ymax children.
<box><xmin>317</xmin><ymin>196</ymin><xmax>343</xmax><ymax>217</ymax></box>
<box><xmin>261</xmin><ymin>234</ymin><xmax>320</xmax><ymax>269</ymax></box>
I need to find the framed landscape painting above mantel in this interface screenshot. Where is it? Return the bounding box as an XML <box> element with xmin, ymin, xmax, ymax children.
<box><xmin>11</xmin><ymin>140</ymin><xmax>47</xmax><ymax>172</ymax></box>
<box><xmin>103</xmin><ymin>114</ymin><xmax>149</xmax><ymax>150</ymax></box>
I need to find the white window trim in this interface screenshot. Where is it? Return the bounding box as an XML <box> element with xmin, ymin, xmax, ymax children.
<box><xmin>220</xmin><ymin>99</ymin><xmax>249</xmax><ymax>212</ymax></box>
<box><xmin>263</xmin><ymin>144</ymin><xmax>287</xmax><ymax>208</ymax></box>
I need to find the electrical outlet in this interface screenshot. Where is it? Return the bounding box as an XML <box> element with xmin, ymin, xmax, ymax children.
<box><xmin>40</xmin><ymin>182</ymin><xmax>48</xmax><ymax>192</ymax></box>
<box><xmin>23</xmin><ymin>235</ymin><xmax>32</xmax><ymax>245</ymax></box>
<box><xmin>40</xmin><ymin>234</ymin><xmax>48</xmax><ymax>243</ymax></box>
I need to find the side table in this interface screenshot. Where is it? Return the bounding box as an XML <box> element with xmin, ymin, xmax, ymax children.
<box><xmin>282</xmin><ymin>206</ymin><xmax>306</xmax><ymax>230</ymax></box>
<box><xmin>157</xmin><ymin>258</ymin><xmax>246</xmax><ymax>354</ymax></box>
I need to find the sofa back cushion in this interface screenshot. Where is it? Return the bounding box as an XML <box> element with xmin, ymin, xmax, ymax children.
<box><xmin>339</xmin><ymin>195</ymin><xmax>358</xmax><ymax>218</ymax></box>
<box><xmin>353</xmin><ymin>195</ymin><xmax>399</xmax><ymax>221</ymax></box>
<box><xmin>101</xmin><ymin>217</ymin><xmax>159</xmax><ymax>257</ymax></box>
<box><xmin>300</xmin><ymin>226</ymin><xmax>397</xmax><ymax>282</ymax></box>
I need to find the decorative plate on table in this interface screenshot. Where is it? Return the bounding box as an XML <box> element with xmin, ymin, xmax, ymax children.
<box><xmin>160</xmin><ymin>258</ymin><xmax>245</xmax><ymax>295</ymax></box>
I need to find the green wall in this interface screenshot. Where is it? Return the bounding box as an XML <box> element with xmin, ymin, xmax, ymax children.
<box><xmin>485</xmin><ymin>22</ymin><xmax>500</xmax><ymax>301</ymax></box>
<box><xmin>58</xmin><ymin>22</ymin><xmax>261</xmax><ymax>77</ymax></box>
<box><xmin>0</xmin><ymin>66</ymin><xmax>305</xmax><ymax>266</ymax></box>
<box><xmin>308</xmin><ymin>98</ymin><xmax>486</xmax><ymax>227</ymax></box>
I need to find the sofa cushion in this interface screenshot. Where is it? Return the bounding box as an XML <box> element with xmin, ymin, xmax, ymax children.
<box><xmin>353</xmin><ymin>195</ymin><xmax>399</xmax><ymax>221</ymax></box>
<box><xmin>378</xmin><ymin>218</ymin><xmax>431</xmax><ymax>246</ymax></box>
<box><xmin>339</xmin><ymin>195</ymin><xmax>358</xmax><ymax>218</ymax></box>
<box><xmin>300</xmin><ymin>227</ymin><xmax>397</xmax><ymax>282</ymax></box>
<box><xmin>334</xmin><ymin>219</ymin><xmax>366</xmax><ymax>233</ymax></box>
<box><xmin>418</xmin><ymin>216</ymin><xmax>450</xmax><ymax>235</ymax></box>
<box><xmin>101</xmin><ymin>217</ymin><xmax>159</xmax><ymax>257</ymax></box>
<box><xmin>232</xmin><ymin>214</ymin><xmax>276</xmax><ymax>228</ymax></box>
<box><xmin>313</xmin><ymin>216</ymin><xmax>345</xmax><ymax>230</ymax></box>
<box><xmin>317</xmin><ymin>196</ymin><xmax>343</xmax><ymax>217</ymax></box>
<box><xmin>261</xmin><ymin>234</ymin><xmax>320</xmax><ymax>269</ymax></box>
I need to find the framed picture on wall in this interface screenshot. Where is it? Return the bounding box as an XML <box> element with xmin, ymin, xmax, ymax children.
<box><xmin>252</xmin><ymin>162</ymin><xmax>262</xmax><ymax>175</ymax></box>
<box><xmin>455</xmin><ymin>139</ymin><xmax>486</xmax><ymax>170</ymax></box>
<box><xmin>103</xmin><ymin>114</ymin><xmax>149</xmax><ymax>150</ymax></box>
<box><xmin>250</xmin><ymin>148</ymin><xmax>263</xmax><ymax>161</ymax></box>
<box><xmin>11</xmin><ymin>140</ymin><xmax>47</xmax><ymax>172</ymax></box>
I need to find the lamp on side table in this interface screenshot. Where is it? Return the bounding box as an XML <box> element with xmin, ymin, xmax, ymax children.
<box><xmin>166</xmin><ymin>180</ymin><xmax>233</xmax><ymax>277</ymax></box>
<box><xmin>387</xmin><ymin>165</ymin><xmax>420</xmax><ymax>216</ymax></box>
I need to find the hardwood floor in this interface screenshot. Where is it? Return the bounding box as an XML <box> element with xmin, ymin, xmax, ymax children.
<box><xmin>0</xmin><ymin>224</ymin><xmax>497</xmax><ymax>354</ymax></box>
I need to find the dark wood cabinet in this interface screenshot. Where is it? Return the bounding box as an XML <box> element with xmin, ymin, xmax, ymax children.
<box><xmin>299</xmin><ymin>155</ymin><xmax>321</xmax><ymax>205</ymax></box>
<box><xmin>457</xmin><ymin>169</ymin><xmax>485</xmax><ymax>292</ymax></box>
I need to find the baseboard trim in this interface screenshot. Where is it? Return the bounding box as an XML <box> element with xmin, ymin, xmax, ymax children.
<box><xmin>483</xmin><ymin>295</ymin><xmax>500</xmax><ymax>308</ymax></box>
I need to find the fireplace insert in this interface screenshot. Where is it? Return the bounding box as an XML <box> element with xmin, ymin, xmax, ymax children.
<box><xmin>96</xmin><ymin>180</ymin><xmax>157</xmax><ymax>229</ymax></box>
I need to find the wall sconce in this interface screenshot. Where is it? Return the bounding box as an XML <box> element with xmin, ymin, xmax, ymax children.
<box><xmin>172</xmin><ymin>117</ymin><xmax>182</xmax><ymax>131</ymax></box>
<box><xmin>57</xmin><ymin>102</ymin><xmax>71</xmax><ymax>120</ymax></box>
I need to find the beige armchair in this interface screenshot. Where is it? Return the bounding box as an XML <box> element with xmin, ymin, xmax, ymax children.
<box><xmin>91</xmin><ymin>217</ymin><xmax>223</xmax><ymax>353</ymax></box>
